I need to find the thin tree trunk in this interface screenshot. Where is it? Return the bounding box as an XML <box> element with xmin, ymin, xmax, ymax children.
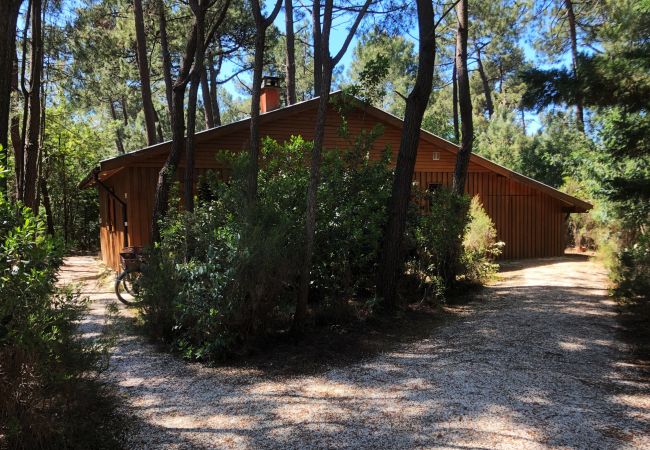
<box><xmin>62</xmin><ymin>151</ymin><xmax>68</xmax><ymax>243</ymax></box>
<box><xmin>248</xmin><ymin>30</ymin><xmax>265</xmax><ymax>204</ymax></box>
<box><xmin>200</xmin><ymin>65</ymin><xmax>214</xmax><ymax>128</ymax></box>
<box><xmin>152</xmin><ymin>0</ymin><xmax>230</xmax><ymax>240</ymax></box>
<box><xmin>248</xmin><ymin>0</ymin><xmax>282</xmax><ymax>204</ymax></box>
<box><xmin>36</xmin><ymin>45</ymin><xmax>48</xmax><ymax>211</ymax></box>
<box><xmin>207</xmin><ymin>51</ymin><xmax>221</xmax><ymax>126</ymax></box>
<box><xmin>563</xmin><ymin>0</ymin><xmax>584</xmax><ymax>131</ymax></box>
<box><xmin>284</xmin><ymin>0</ymin><xmax>297</xmax><ymax>104</ymax></box>
<box><xmin>18</xmin><ymin>0</ymin><xmax>31</xmax><ymax>170</ymax></box>
<box><xmin>11</xmin><ymin>55</ymin><xmax>23</xmax><ymax>196</ymax></box>
<box><xmin>158</xmin><ymin>0</ymin><xmax>174</xmax><ymax>117</ymax></box>
<box><xmin>295</xmin><ymin>68</ymin><xmax>332</xmax><ymax>328</ymax></box>
<box><xmin>39</xmin><ymin>175</ymin><xmax>54</xmax><ymax>234</ymax></box>
<box><xmin>109</xmin><ymin>99</ymin><xmax>126</xmax><ymax>154</ymax></box>
<box><xmin>22</xmin><ymin>0</ymin><xmax>43</xmax><ymax>210</ymax></box>
<box><xmin>151</xmin><ymin>17</ymin><xmax>197</xmax><ymax>242</ymax></box>
<box><xmin>184</xmin><ymin>76</ymin><xmax>200</xmax><ymax>212</ymax></box>
<box><xmin>475</xmin><ymin>45</ymin><xmax>494</xmax><ymax>117</ymax></box>
<box><xmin>0</xmin><ymin>0</ymin><xmax>22</xmax><ymax>197</ymax></box>
<box><xmin>152</xmin><ymin>84</ymin><xmax>189</xmax><ymax>242</ymax></box>
<box><xmin>134</xmin><ymin>0</ymin><xmax>157</xmax><ymax>145</ymax></box>
<box><xmin>294</xmin><ymin>0</ymin><xmax>371</xmax><ymax>330</ymax></box>
<box><xmin>452</xmin><ymin>61</ymin><xmax>459</xmax><ymax>142</ymax></box>
<box><xmin>452</xmin><ymin>0</ymin><xmax>473</xmax><ymax>194</ymax></box>
<box><xmin>184</xmin><ymin>2</ymin><xmax>206</xmax><ymax>214</ymax></box>
<box><xmin>121</xmin><ymin>96</ymin><xmax>128</xmax><ymax>126</ymax></box>
<box><xmin>154</xmin><ymin>107</ymin><xmax>164</xmax><ymax>141</ymax></box>
<box><xmin>376</xmin><ymin>0</ymin><xmax>435</xmax><ymax>309</ymax></box>
<box><xmin>312</xmin><ymin>0</ymin><xmax>322</xmax><ymax>97</ymax></box>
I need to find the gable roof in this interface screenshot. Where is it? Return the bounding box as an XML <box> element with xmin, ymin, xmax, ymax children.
<box><xmin>80</xmin><ymin>92</ymin><xmax>592</xmax><ymax>213</ymax></box>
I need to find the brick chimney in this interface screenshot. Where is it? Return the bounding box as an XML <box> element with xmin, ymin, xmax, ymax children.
<box><xmin>260</xmin><ymin>76</ymin><xmax>281</xmax><ymax>113</ymax></box>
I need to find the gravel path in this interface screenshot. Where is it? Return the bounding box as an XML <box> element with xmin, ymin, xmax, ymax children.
<box><xmin>62</xmin><ymin>255</ymin><xmax>650</xmax><ymax>449</ymax></box>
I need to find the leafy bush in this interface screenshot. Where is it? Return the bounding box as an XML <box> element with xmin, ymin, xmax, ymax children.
<box><xmin>462</xmin><ymin>196</ymin><xmax>504</xmax><ymax>283</ymax></box>
<box><xmin>409</xmin><ymin>188</ymin><xmax>470</xmax><ymax>294</ymax></box>
<box><xmin>139</xmin><ymin>137</ymin><xmax>309</xmax><ymax>359</ymax></box>
<box><xmin>139</xmin><ymin>134</ymin><xmax>506</xmax><ymax>359</ymax></box>
<box><xmin>313</xmin><ymin>128</ymin><xmax>393</xmax><ymax>301</ymax></box>
<box><xmin>138</xmin><ymin>135</ymin><xmax>394</xmax><ymax>360</ymax></box>
<box><xmin>0</xmin><ymin>194</ymin><xmax>117</xmax><ymax>449</ymax></box>
<box><xmin>614</xmin><ymin>233</ymin><xmax>650</xmax><ymax>301</ymax></box>
<box><xmin>408</xmin><ymin>191</ymin><xmax>502</xmax><ymax>301</ymax></box>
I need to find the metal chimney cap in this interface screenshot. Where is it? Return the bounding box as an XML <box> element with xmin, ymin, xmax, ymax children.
<box><xmin>261</xmin><ymin>76</ymin><xmax>281</xmax><ymax>88</ymax></box>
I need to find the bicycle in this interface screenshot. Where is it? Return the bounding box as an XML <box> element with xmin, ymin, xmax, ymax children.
<box><xmin>115</xmin><ymin>246</ymin><xmax>145</xmax><ymax>306</ymax></box>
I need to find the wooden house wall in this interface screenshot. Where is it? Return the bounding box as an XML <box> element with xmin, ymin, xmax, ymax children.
<box><xmin>413</xmin><ymin>171</ymin><xmax>566</xmax><ymax>260</ymax></box>
<box><xmin>98</xmin><ymin>171</ymin><xmax>129</xmax><ymax>271</ymax></box>
<box><xmin>98</xmin><ymin>105</ymin><xmax>567</xmax><ymax>270</ymax></box>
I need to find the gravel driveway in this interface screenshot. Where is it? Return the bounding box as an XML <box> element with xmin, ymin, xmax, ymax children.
<box><xmin>64</xmin><ymin>255</ymin><xmax>649</xmax><ymax>449</ymax></box>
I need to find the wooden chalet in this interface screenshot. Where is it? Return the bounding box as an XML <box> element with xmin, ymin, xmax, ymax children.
<box><xmin>80</xmin><ymin>79</ymin><xmax>592</xmax><ymax>271</ymax></box>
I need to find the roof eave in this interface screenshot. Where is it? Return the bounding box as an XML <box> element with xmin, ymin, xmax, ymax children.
<box><xmin>81</xmin><ymin>91</ymin><xmax>593</xmax><ymax>213</ymax></box>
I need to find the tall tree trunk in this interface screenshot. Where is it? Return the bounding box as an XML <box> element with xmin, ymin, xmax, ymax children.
<box><xmin>248</xmin><ymin>31</ymin><xmax>265</xmax><ymax>204</ymax></box>
<box><xmin>294</xmin><ymin>0</ymin><xmax>371</xmax><ymax>330</ymax></box>
<box><xmin>248</xmin><ymin>0</ymin><xmax>282</xmax><ymax>204</ymax></box>
<box><xmin>152</xmin><ymin>83</ymin><xmax>189</xmax><ymax>242</ymax></box>
<box><xmin>452</xmin><ymin>61</ymin><xmax>459</xmax><ymax>142</ymax></box>
<box><xmin>151</xmin><ymin>14</ymin><xmax>197</xmax><ymax>242</ymax></box>
<box><xmin>152</xmin><ymin>0</ymin><xmax>230</xmax><ymax>240</ymax></box>
<box><xmin>475</xmin><ymin>45</ymin><xmax>494</xmax><ymax>117</ymax></box>
<box><xmin>184</xmin><ymin>75</ymin><xmax>200</xmax><ymax>212</ymax></box>
<box><xmin>0</xmin><ymin>0</ymin><xmax>22</xmax><ymax>197</ymax></box>
<box><xmin>207</xmin><ymin>51</ymin><xmax>221</xmax><ymax>126</ymax></box>
<box><xmin>154</xmin><ymin>107</ymin><xmax>164</xmax><ymax>141</ymax></box>
<box><xmin>184</xmin><ymin>2</ymin><xmax>206</xmax><ymax>214</ymax></box>
<box><xmin>452</xmin><ymin>0</ymin><xmax>473</xmax><ymax>194</ymax></box>
<box><xmin>376</xmin><ymin>0</ymin><xmax>435</xmax><ymax>309</ymax></box>
<box><xmin>22</xmin><ymin>0</ymin><xmax>43</xmax><ymax>210</ymax></box>
<box><xmin>284</xmin><ymin>0</ymin><xmax>297</xmax><ymax>104</ymax></box>
<box><xmin>563</xmin><ymin>0</ymin><xmax>584</xmax><ymax>131</ymax></box>
<box><xmin>18</xmin><ymin>0</ymin><xmax>31</xmax><ymax>171</ymax></box>
<box><xmin>158</xmin><ymin>0</ymin><xmax>174</xmax><ymax>116</ymax></box>
<box><xmin>62</xmin><ymin>152</ymin><xmax>68</xmax><ymax>243</ymax></box>
<box><xmin>312</xmin><ymin>0</ymin><xmax>322</xmax><ymax>97</ymax></box>
<box><xmin>11</xmin><ymin>55</ymin><xmax>23</xmax><ymax>196</ymax></box>
<box><xmin>39</xmin><ymin>175</ymin><xmax>54</xmax><ymax>234</ymax></box>
<box><xmin>134</xmin><ymin>0</ymin><xmax>157</xmax><ymax>145</ymax></box>
<box><xmin>121</xmin><ymin>96</ymin><xmax>128</xmax><ymax>126</ymax></box>
<box><xmin>200</xmin><ymin>65</ymin><xmax>214</xmax><ymax>128</ymax></box>
<box><xmin>109</xmin><ymin>99</ymin><xmax>126</xmax><ymax>153</ymax></box>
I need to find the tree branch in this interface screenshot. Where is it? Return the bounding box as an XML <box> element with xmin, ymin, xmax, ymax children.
<box><xmin>331</xmin><ymin>0</ymin><xmax>372</xmax><ymax>66</ymax></box>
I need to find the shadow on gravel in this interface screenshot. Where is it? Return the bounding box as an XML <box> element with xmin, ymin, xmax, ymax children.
<box><xmin>73</xmin><ymin>256</ymin><xmax>649</xmax><ymax>449</ymax></box>
<box><xmin>117</xmin><ymin>285</ymin><xmax>647</xmax><ymax>448</ymax></box>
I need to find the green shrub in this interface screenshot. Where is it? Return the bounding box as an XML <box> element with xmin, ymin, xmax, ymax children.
<box><xmin>614</xmin><ymin>233</ymin><xmax>650</xmax><ymax>301</ymax></box>
<box><xmin>407</xmin><ymin>191</ymin><xmax>502</xmax><ymax>301</ymax></box>
<box><xmin>409</xmin><ymin>188</ymin><xmax>471</xmax><ymax>294</ymax></box>
<box><xmin>138</xmin><ymin>135</ymin><xmax>394</xmax><ymax>360</ymax></box>
<box><xmin>0</xmin><ymin>195</ymin><xmax>116</xmax><ymax>449</ymax></box>
<box><xmin>313</xmin><ymin>129</ymin><xmax>393</xmax><ymax>300</ymax></box>
<box><xmin>139</xmin><ymin>138</ymin><xmax>309</xmax><ymax>360</ymax></box>
<box><xmin>461</xmin><ymin>196</ymin><xmax>504</xmax><ymax>283</ymax></box>
<box><xmin>139</xmin><ymin>135</ymin><xmax>506</xmax><ymax>359</ymax></box>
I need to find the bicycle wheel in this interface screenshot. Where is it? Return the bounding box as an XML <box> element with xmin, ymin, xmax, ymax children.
<box><xmin>115</xmin><ymin>269</ymin><xmax>142</xmax><ymax>306</ymax></box>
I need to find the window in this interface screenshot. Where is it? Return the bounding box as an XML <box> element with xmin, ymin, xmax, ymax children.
<box><xmin>432</xmin><ymin>151</ymin><xmax>440</xmax><ymax>160</ymax></box>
